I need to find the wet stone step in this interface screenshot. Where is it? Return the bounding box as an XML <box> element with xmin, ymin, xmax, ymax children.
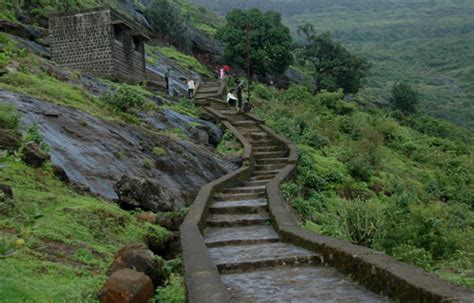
<box><xmin>254</xmin><ymin>151</ymin><xmax>287</xmax><ymax>159</ymax></box>
<box><xmin>204</xmin><ymin>225</ymin><xmax>279</xmax><ymax>247</ymax></box>
<box><xmin>256</xmin><ymin>158</ymin><xmax>289</xmax><ymax>165</ymax></box>
<box><xmin>214</xmin><ymin>192</ymin><xmax>265</xmax><ymax>201</ymax></box>
<box><xmin>242</xmin><ymin>180</ymin><xmax>272</xmax><ymax>187</ymax></box>
<box><xmin>250</xmin><ymin>171</ymin><xmax>280</xmax><ymax>181</ymax></box>
<box><xmin>232</xmin><ymin>120</ymin><xmax>259</xmax><ymax>127</ymax></box>
<box><xmin>224</xmin><ymin>186</ymin><xmax>266</xmax><ymax>194</ymax></box>
<box><xmin>253</xmin><ymin>145</ymin><xmax>282</xmax><ymax>152</ymax></box>
<box><xmin>207</xmin><ymin>213</ymin><xmax>270</xmax><ymax>228</ymax></box>
<box><xmin>209</xmin><ymin>199</ymin><xmax>268</xmax><ymax>214</ymax></box>
<box><xmin>221</xmin><ymin>265</ymin><xmax>391</xmax><ymax>303</ymax></box>
<box><xmin>209</xmin><ymin>242</ymin><xmax>321</xmax><ymax>272</ymax></box>
<box><xmin>254</xmin><ymin>164</ymin><xmax>287</xmax><ymax>171</ymax></box>
<box><xmin>249</xmin><ymin>140</ymin><xmax>278</xmax><ymax>147</ymax></box>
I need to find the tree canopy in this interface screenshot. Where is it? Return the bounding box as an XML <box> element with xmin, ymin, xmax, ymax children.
<box><xmin>216</xmin><ymin>9</ymin><xmax>293</xmax><ymax>77</ymax></box>
<box><xmin>145</xmin><ymin>0</ymin><xmax>187</xmax><ymax>48</ymax></box>
<box><xmin>297</xmin><ymin>24</ymin><xmax>370</xmax><ymax>94</ymax></box>
<box><xmin>390</xmin><ymin>82</ymin><xmax>419</xmax><ymax>114</ymax></box>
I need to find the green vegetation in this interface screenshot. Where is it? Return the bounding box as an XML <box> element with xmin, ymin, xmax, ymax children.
<box><xmin>153</xmin><ymin>274</ymin><xmax>186</xmax><ymax>303</ymax></box>
<box><xmin>296</xmin><ymin>24</ymin><xmax>370</xmax><ymax>94</ymax></box>
<box><xmin>22</xmin><ymin>123</ymin><xmax>50</xmax><ymax>152</ymax></box>
<box><xmin>253</xmin><ymin>83</ymin><xmax>473</xmax><ymax>289</ymax></box>
<box><xmin>162</xmin><ymin>98</ymin><xmax>199</xmax><ymax>117</ymax></box>
<box><xmin>216</xmin><ymin>129</ymin><xmax>243</xmax><ymax>157</ymax></box>
<box><xmin>0</xmin><ymin>103</ymin><xmax>20</xmax><ymax>130</ymax></box>
<box><xmin>102</xmin><ymin>83</ymin><xmax>146</xmax><ymax>114</ymax></box>
<box><xmin>147</xmin><ymin>45</ymin><xmax>212</xmax><ymax>77</ymax></box>
<box><xmin>216</xmin><ymin>9</ymin><xmax>293</xmax><ymax>77</ymax></box>
<box><xmin>145</xmin><ymin>0</ymin><xmax>187</xmax><ymax>48</ymax></box>
<box><xmin>153</xmin><ymin>146</ymin><xmax>166</xmax><ymax>157</ymax></box>
<box><xmin>390</xmin><ymin>82</ymin><xmax>419</xmax><ymax>115</ymax></box>
<box><xmin>0</xmin><ymin>152</ymin><xmax>166</xmax><ymax>301</ymax></box>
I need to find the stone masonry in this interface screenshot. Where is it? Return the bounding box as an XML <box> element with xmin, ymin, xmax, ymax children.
<box><xmin>49</xmin><ymin>7</ymin><xmax>150</xmax><ymax>82</ymax></box>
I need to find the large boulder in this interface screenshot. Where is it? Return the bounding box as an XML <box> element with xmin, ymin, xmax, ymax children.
<box><xmin>107</xmin><ymin>243</ymin><xmax>164</xmax><ymax>288</ymax></box>
<box><xmin>0</xmin><ymin>129</ymin><xmax>21</xmax><ymax>152</ymax></box>
<box><xmin>0</xmin><ymin>20</ymin><xmax>47</xmax><ymax>42</ymax></box>
<box><xmin>114</xmin><ymin>176</ymin><xmax>174</xmax><ymax>212</ymax></box>
<box><xmin>21</xmin><ymin>142</ymin><xmax>49</xmax><ymax>168</ymax></box>
<box><xmin>98</xmin><ymin>268</ymin><xmax>154</xmax><ymax>303</ymax></box>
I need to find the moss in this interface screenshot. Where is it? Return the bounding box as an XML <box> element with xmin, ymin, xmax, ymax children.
<box><xmin>216</xmin><ymin>130</ymin><xmax>243</xmax><ymax>157</ymax></box>
<box><xmin>148</xmin><ymin>46</ymin><xmax>212</xmax><ymax>77</ymax></box>
<box><xmin>153</xmin><ymin>146</ymin><xmax>166</xmax><ymax>157</ymax></box>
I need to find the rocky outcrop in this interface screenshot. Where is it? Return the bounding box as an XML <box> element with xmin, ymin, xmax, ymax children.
<box><xmin>107</xmin><ymin>243</ymin><xmax>164</xmax><ymax>288</ymax></box>
<box><xmin>98</xmin><ymin>268</ymin><xmax>154</xmax><ymax>303</ymax></box>
<box><xmin>1</xmin><ymin>90</ymin><xmax>235</xmax><ymax>208</ymax></box>
<box><xmin>145</xmin><ymin>231</ymin><xmax>180</xmax><ymax>260</ymax></box>
<box><xmin>21</xmin><ymin>142</ymin><xmax>49</xmax><ymax>168</ymax></box>
<box><xmin>0</xmin><ymin>19</ymin><xmax>46</xmax><ymax>42</ymax></box>
<box><xmin>114</xmin><ymin>176</ymin><xmax>174</xmax><ymax>212</ymax></box>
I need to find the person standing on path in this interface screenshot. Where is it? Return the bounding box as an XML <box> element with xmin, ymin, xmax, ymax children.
<box><xmin>187</xmin><ymin>78</ymin><xmax>195</xmax><ymax>99</ymax></box>
<box><xmin>165</xmin><ymin>68</ymin><xmax>170</xmax><ymax>95</ymax></box>
<box><xmin>236</xmin><ymin>80</ymin><xmax>244</xmax><ymax>111</ymax></box>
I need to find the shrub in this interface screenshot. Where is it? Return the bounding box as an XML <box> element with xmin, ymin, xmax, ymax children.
<box><xmin>143</xmin><ymin>158</ymin><xmax>154</xmax><ymax>169</ymax></box>
<box><xmin>22</xmin><ymin>123</ymin><xmax>49</xmax><ymax>152</ymax></box>
<box><xmin>0</xmin><ymin>103</ymin><xmax>19</xmax><ymax>130</ymax></box>
<box><xmin>392</xmin><ymin>244</ymin><xmax>433</xmax><ymax>271</ymax></box>
<box><xmin>282</xmin><ymin>84</ymin><xmax>312</xmax><ymax>104</ymax></box>
<box><xmin>103</xmin><ymin>84</ymin><xmax>145</xmax><ymax>114</ymax></box>
<box><xmin>344</xmin><ymin>198</ymin><xmax>383</xmax><ymax>246</ymax></box>
<box><xmin>153</xmin><ymin>147</ymin><xmax>166</xmax><ymax>157</ymax></box>
<box><xmin>389</xmin><ymin>82</ymin><xmax>419</xmax><ymax>114</ymax></box>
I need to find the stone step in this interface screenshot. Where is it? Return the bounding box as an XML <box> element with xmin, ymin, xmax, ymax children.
<box><xmin>242</xmin><ymin>180</ymin><xmax>272</xmax><ymax>187</ymax></box>
<box><xmin>204</xmin><ymin>225</ymin><xmax>279</xmax><ymax>247</ymax></box>
<box><xmin>249</xmin><ymin>139</ymin><xmax>277</xmax><ymax>147</ymax></box>
<box><xmin>209</xmin><ymin>199</ymin><xmax>268</xmax><ymax>214</ymax></box>
<box><xmin>239</xmin><ymin>128</ymin><xmax>263</xmax><ymax>134</ymax></box>
<box><xmin>250</xmin><ymin>171</ymin><xmax>280</xmax><ymax>180</ymax></box>
<box><xmin>224</xmin><ymin>186</ymin><xmax>266</xmax><ymax>194</ymax></box>
<box><xmin>253</xmin><ymin>145</ymin><xmax>282</xmax><ymax>152</ymax></box>
<box><xmin>249</xmin><ymin>132</ymin><xmax>270</xmax><ymax>140</ymax></box>
<box><xmin>209</xmin><ymin>242</ymin><xmax>321</xmax><ymax>272</ymax></box>
<box><xmin>254</xmin><ymin>164</ymin><xmax>287</xmax><ymax>171</ymax></box>
<box><xmin>232</xmin><ymin>120</ymin><xmax>259</xmax><ymax>127</ymax></box>
<box><xmin>220</xmin><ymin>109</ymin><xmax>240</xmax><ymax>115</ymax></box>
<box><xmin>254</xmin><ymin>151</ymin><xmax>287</xmax><ymax>159</ymax></box>
<box><xmin>199</xmin><ymin>86</ymin><xmax>220</xmax><ymax>93</ymax></box>
<box><xmin>215</xmin><ymin>192</ymin><xmax>265</xmax><ymax>201</ymax></box>
<box><xmin>207</xmin><ymin>213</ymin><xmax>270</xmax><ymax>228</ymax></box>
<box><xmin>256</xmin><ymin>158</ymin><xmax>289</xmax><ymax>165</ymax></box>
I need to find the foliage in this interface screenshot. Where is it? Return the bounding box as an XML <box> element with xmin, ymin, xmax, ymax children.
<box><xmin>152</xmin><ymin>274</ymin><xmax>185</xmax><ymax>303</ymax></box>
<box><xmin>389</xmin><ymin>82</ymin><xmax>419</xmax><ymax>115</ymax></box>
<box><xmin>102</xmin><ymin>84</ymin><xmax>145</xmax><ymax>114</ymax></box>
<box><xmin>145</xmin><ymin>0</ymin><xmax>187</xmax><ymax>48</ymax></box>
<box><xmin>163</xmin><ymin>98</ymin><xmax>199</xmax><ymax>117</ymax></box>
<box><xmin>216</xmin><ymin>8</ymin><xmax>293</xmax><ymax>77</ymax></box>
<box><xmin>22</xmin><ymin>123</ymin><xmax>49</xmax><ymax>152</ymax></box>
<box><xmin>153</xmin><ymin>146</ymin><xmax>166</xmax><ymax>157</ymax></box>
<box><xmin>252</xmin><ymin>82</ymin><xmax>474</xmax><ymax>288</ymax></box>
<box><xmin>148</xmin><ymin>46</ymin><xmax>211</xmax><ymax>76</ymax></box>
<box><xmin>143</xmin><ymin>158</ymin><xmax>154</xmax><ymax>169</ymax></box>
<box><xmin>216</xmin><ymin>129</ymin><xmax>243</xmax><ymax>157</ymax></box>
<box><xmin>296</xmin><ymin>24</ymin><xmax>370</xmax><ymax>94</ymax></box>
<box><xmin>0</xmin><ymin>238</ymin><xmax>16</xmax><ymax>259</ymax></box>
<box><xmin>0</xmin><ymin>103</ymin><xmax>20</xmax><ymax>130</ymax></box>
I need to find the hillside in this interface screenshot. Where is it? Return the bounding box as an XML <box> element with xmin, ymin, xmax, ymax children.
<box><xmin>190</xmin><ymin>0</ymin><xmax>474</xmax><ymax>130</ymax></box>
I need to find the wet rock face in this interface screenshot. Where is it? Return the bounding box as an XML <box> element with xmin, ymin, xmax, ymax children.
<box><xmin>145</xmin><ymin>231</ymin><xmax>180</xmax><ymax>260</ymax></box>
<box><xmin>107</xmin><ymin>243</ymin><xmax>164</xmax><ymax>288</ymax></box>
<box><xmin>21</xmin><ymin>142</ymin><xmax>49</xmax><ymax>168</ymax></box>
<box><xmin>99</xmin><ymin>268</ymin><xmax>154</xmax><ymax>303</ymax></box>
<box><xmin>1</xmin><ymin>91</ymin><xmax>235</xmax><ymax>208</ymax></box>
<box><xmin>114</xmin><ymin>176</ymin><xmax>174</xmax><ymax>212</ymax></box>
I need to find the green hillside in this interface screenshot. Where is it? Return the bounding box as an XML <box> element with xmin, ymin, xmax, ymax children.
<box><xmin>190</xmin><ymin>0</ymin><xmax>474</xmax><ymax>130</ymax></box>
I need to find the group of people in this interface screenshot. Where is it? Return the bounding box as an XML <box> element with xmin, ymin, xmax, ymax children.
<box><xmin>164</xmin><ymin>68</ymin><xmax>196</xmax><ymax>99</ymax></box>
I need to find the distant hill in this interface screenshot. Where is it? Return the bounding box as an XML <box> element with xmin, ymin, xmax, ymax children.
<box><xmin>190</xmin><ymin>0</ymin><xmax>474</xmax><ymax>130</ymax></box>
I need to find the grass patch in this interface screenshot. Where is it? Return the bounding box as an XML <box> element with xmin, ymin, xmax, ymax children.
<box><xmin>149</xmin><ymin>46</ymin><xmax>212</xmax><ymax>77</ymax></box>
<box><xmin>216</xmin><ymin>129</ymin><xmax>243</xmax><ymax>157</ymax></box>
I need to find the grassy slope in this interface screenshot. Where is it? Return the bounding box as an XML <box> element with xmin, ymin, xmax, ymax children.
<box><xmin>0</xmin><ymin>155</ymin><xmax>165</xmax><ymax>302</ymax></box>
<box><xmin>252</xmin><ymin>83</ymin><xmax>473</xmax><ymax>289</ymax></box>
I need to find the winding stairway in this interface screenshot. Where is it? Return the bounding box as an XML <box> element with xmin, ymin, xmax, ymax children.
<box><xmin>181</xmin><ymin>80</ymin><xmax>474</xmax><ymax>303</ymax></box>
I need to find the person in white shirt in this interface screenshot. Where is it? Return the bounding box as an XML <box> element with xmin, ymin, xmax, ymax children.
<box><xmin>187</xmin><ymin>79</ymin><xmax>195</xmax><ymax>99</ymax></box>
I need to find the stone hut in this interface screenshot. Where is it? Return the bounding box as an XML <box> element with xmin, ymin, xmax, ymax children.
<box><xmin>49</xmin><ymin>7</ymin><xmax>150</xmax><ymax>82</ymax></box>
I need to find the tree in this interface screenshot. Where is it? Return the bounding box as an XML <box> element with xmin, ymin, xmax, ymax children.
<box><xmin>216</xmin><ymin>9</ymin><xmax>293</xmax><ymax>77</ymax></box>
<box><xmin>390</xmin><ymin>82</ymin><xmax>419</xmax><ymax>114</ymax></box>
<box><xmin>145</xmin><ymin>0</ymin><xmax>187</xmax><ymax>48</ymax></box>
<box><xmin>297</xmin><ymin>24</ymin><xmax>370</xmax><ymax>94</ymax></box>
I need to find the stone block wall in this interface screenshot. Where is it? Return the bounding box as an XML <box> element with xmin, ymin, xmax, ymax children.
<box><xmin>50</xmin><ymin>8</ymin><xmax>114</xmax><ymax>76</ymax></box>
<box><xmin>50</xmin><ymin>8</ymin><xmax>147</xmax><ymax>83</ymax></box>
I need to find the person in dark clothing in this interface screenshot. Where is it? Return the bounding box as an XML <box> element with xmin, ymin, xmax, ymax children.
<box><xmin>164</xmin><ymin>68</ymin><xmax>170</xmax><ymax>95</ymax></box>
<box><xmin>236</xmin><ymin>80</ymin><xmax>244</xmax><ymax>111</ymax></box>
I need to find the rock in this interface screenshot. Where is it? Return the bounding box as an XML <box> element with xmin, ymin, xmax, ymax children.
<box><xmin>145</xmin><ymin>231</ymin><xmax>180</xmax><ymax>260</ymax></box>
<box><xmin>197</xmin><ymin>124</ymin><xmax>220</xmax><ymax>146</ymax></box>
<box><xmin>114</xmin><ymin>176</ymin><xmax>174</xmax><ymax>212</ymax></box>
<box><xmin>0</xmin><ymin>20</ymin><xmax>47</xmax><ymax>42</ymax></box>
<box><xmin>21</xmin><ymin>142</ymin><xmax>49</xmax><ymax>168</ymax></box>
<box><xmin>155</xmin><ymin>213</ymin><xmax>185</xmax><ymax>232</ymax></box>
<box><xmin>41</xmin><ymin>61</ymin><xmax>71</xmax><ymax>81</ymax></box>
<box><xmin>0</xmin><ymin>129</ymin><xmax>21</xmax><ymax>152</ymax></box>
<box><xmin>52</xmin><ymin>164</ymin><xmax>69</xmax><ymax>183</ymax></box>
<box><xmin>136</xmin><ymin>212</ymin><xmax>156</xmax><ymax>224</ymax></box>
<box><xmin>99</xmin><ymin>268</ymin><xmax>154</xmax><ymax>303</ymax></box>
<box><xmin>107</xmin><ymin>243</ymin><xmax>164</xmax><ymax>288</ymax></box>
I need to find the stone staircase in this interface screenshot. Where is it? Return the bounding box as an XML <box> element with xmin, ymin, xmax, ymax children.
<box><xmin>186</xmin><ymin>82</ymin><xmax>389</xmax><ymax>302</ymax></box>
